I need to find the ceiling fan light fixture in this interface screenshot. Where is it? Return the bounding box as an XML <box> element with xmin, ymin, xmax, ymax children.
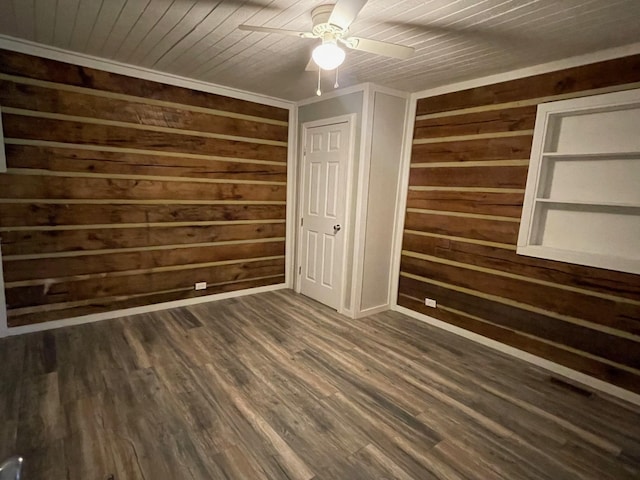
<box><xmin>312</xmin><ymin>40</ymin><xmax>345</xmax><ymax>70</ymax></box>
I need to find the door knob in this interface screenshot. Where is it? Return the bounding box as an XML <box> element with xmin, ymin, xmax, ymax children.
<box><xmin>333</xmin><ymin>224</ymin><xmax>341</xmax><ymax>234</ymax></box>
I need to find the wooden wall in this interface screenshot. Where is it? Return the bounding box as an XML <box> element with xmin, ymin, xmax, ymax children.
<box><xmin>0</xmin><ymin>49</ymin><xmax>289</xmax><ymax>328</ymax></box>
<box><xmin>399</xmin><ymin>54</ymin><xmax>640</xmax><ymax>394</ymax></box>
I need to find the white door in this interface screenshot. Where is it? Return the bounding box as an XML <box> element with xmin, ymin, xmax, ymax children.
<box><xmin>299</xmin><ymin>120</ymin><xmax>350</xmax><ymax>310</ymax></box>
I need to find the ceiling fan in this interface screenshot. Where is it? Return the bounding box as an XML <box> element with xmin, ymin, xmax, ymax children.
<box><xmin>238</xmin><ymin>0</ymin><xmax>415</xmax><ymax>73</ymax></box>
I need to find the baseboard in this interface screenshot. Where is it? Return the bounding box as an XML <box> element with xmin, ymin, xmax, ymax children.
<box><xmin>6</xmin><ymin>283</ymin><xmax>288</xmax><ymax>336</ymax></box>
<box><xmin>393</xmin><ymin>305</ymin><xmax>640</xmax><ymax>407</ymax></box>
<box><xmin>353</xmin><ymin>303</ymin><xmax>390</xmax><ymax>319</ymax></box>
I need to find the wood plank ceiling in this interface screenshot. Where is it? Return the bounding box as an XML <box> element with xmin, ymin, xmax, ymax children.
<box><xmin>0</xmin><ymin>0</ymin><xmax>639</xmax><ymax>100</ymax></box>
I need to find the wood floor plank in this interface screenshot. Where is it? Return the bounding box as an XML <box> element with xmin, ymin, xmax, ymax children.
<box><xmin>20</xmin><ymin>439</ymin><xmax>67</xmax><ymax>480</ymax></box>
<box><xmin>212</xmin><ymin>445</ymin><xmax>270</xmax><ymax>480</ymax></box>
<box><xmin>16</xmin><ymin>372</ymin><xmax>65</xmax><ymax>452</ymax></box>
<box><xmin>0</xmin><ymin>289</ymin><xmax>639</xmax><ymax>479</ymax></box>
<box><xmin>204</xmin><ymin>363</ymin><xmax>316</xmax><ymax>480</ymax></box>
<box><xmin>0</xmin><ymin>335</ymin><xmax>25</xmax><ymax>437</ymax></box>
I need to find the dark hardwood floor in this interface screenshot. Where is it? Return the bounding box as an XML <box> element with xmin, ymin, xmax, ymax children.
<box><xmin>1</xmin><ymin>289</ymin><xmax>639</xmax><ymax>479</ymax></box>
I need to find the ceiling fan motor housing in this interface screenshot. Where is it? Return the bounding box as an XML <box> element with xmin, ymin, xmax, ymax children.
<box><xmin>312</xmin><ymin>4</ymin><xmax>346</xmax><ymax>40</ymax></box>
<box><xmin>238</xmin><ymin>1</ymin><xmax>414</xmax><ymax>62</ymax></box>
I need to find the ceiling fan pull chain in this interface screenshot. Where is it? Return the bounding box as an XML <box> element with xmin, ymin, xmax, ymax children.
<box><xmin>334</xmin><ymin>67</ymin><xmax>339</xmax><ymax>88</ymax></box>
<box><xmin>316</xmin><ymin>67</ymin><xmax>322</xmax><ymax>96</ymax></box>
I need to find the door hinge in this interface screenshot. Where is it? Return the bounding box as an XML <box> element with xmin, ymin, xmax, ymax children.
<box><xmin>300</xmin><ymin>217</ymin><xmax>304</xmax><ymax>227</ymax></box>
<box><xmin>298</xmin><ymin>266</ymin><xmax>302</xmax><ymax>274</ymax></box>
<box><xmin>303</xmin><ymin>147</ymin><xmax>306</xmax><ymax>156</ymax></box>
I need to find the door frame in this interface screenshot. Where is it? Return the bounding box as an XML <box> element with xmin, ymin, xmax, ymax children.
<box><xmin>295</xmin><ymin>113</ymin><xmax>357</xmax><ymax>315</ymax></box>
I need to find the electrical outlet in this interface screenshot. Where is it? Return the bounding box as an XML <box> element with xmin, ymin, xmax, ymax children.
<box><xmin>424</xmin><ymin>298</ymin><xmax>437</xmax><ymax>308</ymax></box>
<box><xmin>195</xmin><ymin>282</ymin><xmax>207</xmax><ymax>290</ymax></box>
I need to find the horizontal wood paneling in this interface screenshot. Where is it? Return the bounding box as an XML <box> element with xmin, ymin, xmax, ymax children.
<box><xmin>0</xmin><ymin>49</ymin><xmax>289</xmax><ymax>121</ymax></box>
<box><xmin>4</xmin><ymin>241</ymin><xmax>285</xmax><ymax>282</ymax></box>
<box><xmin>7</xmin><ymin>276</ymin><xmax>285</xmax><ymax>327</ymax></box>
<box><xmin>0</xmin><ymin>174</ymin><xmax>285</xmax><ymax>202</ymax></box>
<box><xmin>2</xmin><ymin>223</ymin><xmax>286</xmax><ymax>257</ymax></box>
<box><xmin>3</xmin><ymin>114</ymin><xmax>287</xmax><ymax>162</ymax></box>
<box><xmin>0</xmin><ymin>204</ymin><xmax>285</xmax><ymax>228</ymax></box>
<box><xmin>0</xmin><ymin>79</ymin><xmax>288</xmax><ymax>142</ymax></box>
<box><xmin>411</xmin><ymin>135</ymin><xmax>532</xmax><ymax>163</ymax></box>
<box><xmin>401</xmin><ymin>54</ymin><xmax>640</xmax><ymax>394</ymax></box>
<box><xmin>416</xmin><ymin>54</ymin><xmax>640</xmax><ymax>115</ymax></box>
<box><xmin>402</xmin><ymin>232</ymin><xmax>640</xmax><ymax>301</ymax></box>
<box><xmin>397</xmin><ymin>295</ymin><xmax>640</xmax><ymax>393</ymax></box>
<box><xmin>5</xmin><ymin>144</ymin><xmax>287</xmax><ymax>180</ymax></box>
<box><xmin>414</xmin><ymin>106</ymin><xmax>537</xmax><ymax>139</ymax></box>
<box><xmin>0</xmin><ymin>49</ymin><xmax>289</xmax><ymax>327</ymax></box>
<box><xmin>404</xmin><ymin>212</ymin><xmax>519</xmax><ymax>245</ymax></box>
<box><xmin>398</xmin><ymin>277</ymin><xmax>640</xmax><ymax>371</ymax></box>
<box><xmin>409</xmin><ymin>165</ymin><xmax>528</xmax><ymax>189</ymax></box>
<box><xmin>400</xmin><ymin>255</ymin><xmax>640</xmax><ymax>336</ymax></box>
<box><xmin>6</xmin><ymin>257</ymin><xmax>286</xmax><ymax>309</ymax></box>
<box><xmin>405</xmin><ymin>190</ymin><xmax>524</xmax><ymax>217</ymax></box>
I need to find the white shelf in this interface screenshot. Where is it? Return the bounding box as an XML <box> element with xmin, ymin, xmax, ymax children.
<box><xmin>517</xmin><ymin>245</ymin><xmax>640</xmax><ymax>275</ymax></box>
<box><xmin>518</xmin><ymin>88</ymin><xmax>640</xmax><ymax>275</ymax></box>
<box><xmin>541</xmin><ymin>151</ymin><xmax>640</xmax><ymax>159</ymax></box>
<box><xmin>533</xmin><ymin>199</ymin><xmax>640</xmax><ymax>209</ymax></box>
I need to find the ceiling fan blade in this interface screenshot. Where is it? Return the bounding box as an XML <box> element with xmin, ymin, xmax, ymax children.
<box><xmin>379</xmin><ymin>20</ymin><xmax>522</xmax><ymax>44</ymax></box>
<box><xmin>305</xmin><ymin>57</ymin><xmax>317</xmax><ymax>72</ymax></box>
<box><xmin>328</xmin><ymin>0</ymin><xmax>369</xmax><ymax>31</ymax></box>
<box><xmin>343</xmin><ymin>36</ymin><xmax>415</xmax><ymax>59</ymax></box>
<box><xmin>238</xmin><ymin>25</ymin><xmax>315</xmax><ymax>38</ymax></box>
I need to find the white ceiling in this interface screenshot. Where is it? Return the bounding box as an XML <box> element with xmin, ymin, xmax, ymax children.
<box><xmin>0</xmin><ymin>0</ymin><xmax>639</xmax><ymax>101</ymax></box>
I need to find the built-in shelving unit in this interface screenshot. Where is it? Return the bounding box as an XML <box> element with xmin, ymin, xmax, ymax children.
<box><xmin>518</xmin><ymin>88</ymin><xmax>640</xmax><ymax>274</ymax></box>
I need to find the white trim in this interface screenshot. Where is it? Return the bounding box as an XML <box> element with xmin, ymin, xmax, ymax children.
<box><xmin>353</xmin><ymin>303</ymin><xmax>389</xmax><ymax>319</ymax></box>
<box><xmin>361</xmin><ymin>89</ymin><xmax>410</xmax><ymax>314</ymax></box>
<box><xmin>349</xmin><ymin>84</ymin><xmax>374</xmax><ymax>316</ymax></box>
<box><xmin>393</xmin><ymin>305</ymin><xmax>640</xmax><ymax>407</ymax></box>
<box><xmin>0</xmin><ymin>34</ymin><xmax>293</xmax><ymax>110</ymax></box>
<box><xmin>285</xmin><ymin>107</ymin><xmax>298</xmax><ymax>288</ymax></box>
<box><xmin>296</xmin><ymin>82</ymin><xmax>410</xmax><ymax>107</ymax></box>
<box><xmin>369</xmin><ymin>83</ymin><xmax>411</xmax><ymax>100</ymax></box>
<box><xmin>293</xmin><ymin>118</ymin><xmax>304</xmax><ymax>294</ymax></box>
<box><xmin>413</xmin><ymin>42</ymin><xmax>640</xmax><ymax>101</ymax></box>
<box><xmin>6</xmin><ymin>283</ymin><xmax>287</xmax><ymax>336</ymax></box>
<box><xmin>518</xmin><ymin>245</ymin><xmax>640</xmax><ymax>276</ymax></box>
<box><xmin>296</xmin><ymin>83</ymin><xmax>369</xmax><ymax>106</ymax></box>
<box><xmin>389</xmin><ymin>96</ymin><xmax>418</xmax><ymax>306</ymax></box>
<box><xmin>296</xmin><ymin>114</ymin><xmax>357</xmax><ymax>316</ymax></box>
<box><xmin>0</xmin><ymin>243</ymin><xmax>8</xmax><ymax>338</ymax></box>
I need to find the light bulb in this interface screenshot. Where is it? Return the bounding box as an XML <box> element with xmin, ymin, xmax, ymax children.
<box><xmin>312</xmin><ymin>41</ymin><xmax>346</xmax><ymax>71</ymax></box>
